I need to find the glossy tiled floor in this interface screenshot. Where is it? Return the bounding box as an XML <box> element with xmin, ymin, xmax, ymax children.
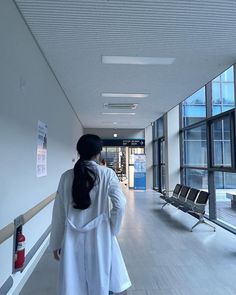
<box><xmin>21</xmin><ymin>188</ymin><xmax>236</xmax><ymax>295</ymax></box>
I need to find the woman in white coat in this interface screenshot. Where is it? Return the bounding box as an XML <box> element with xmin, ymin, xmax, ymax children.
<box><xmin>50</xmin><ymin>134</ymin><xmax>131</xmax><ymax>295</ymax></box>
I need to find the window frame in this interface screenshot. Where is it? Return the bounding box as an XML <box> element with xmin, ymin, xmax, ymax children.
<box><xmin>207</xmin><ymin>109</ymin><xmax>235</xmax><ymax>171</ymax></box>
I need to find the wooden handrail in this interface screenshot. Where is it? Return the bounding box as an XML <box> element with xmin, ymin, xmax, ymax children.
<box><xmin>0</xmin><ymin>192</ymin><xmax>56</xmax><ymax>245</ymax></box>
<box><xmin>22</xmin><ymin>192</ymin><xmax>56</xmax><ymax>224</ymax></box>
<box><xmin>0</xmin><ymin>223</ymin><xmax>15</xmax><ymax>245</ymax></box>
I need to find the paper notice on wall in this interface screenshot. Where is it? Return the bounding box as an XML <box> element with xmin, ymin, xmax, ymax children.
<box><xmin>36</xmin><ymin>120</ymin><xmax>47</xmax><ymax>177</ymax></box>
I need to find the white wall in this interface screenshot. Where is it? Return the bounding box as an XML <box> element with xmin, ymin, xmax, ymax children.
<box><xmin>145</xmin><ymin>125</ymin><xmax>153</xmax><ymax>189</ymax></box>
<box><xmin>84</xmin><ymin>128</ymin><xmax>145</xmax><ymax>139</ymax></box>
<box><xmin>0</xmin><ymin>0</ymin><xmax>83</xmax><ymax>292</ymax></box>
<box><xmin>165</xmin><ymin>106</ymin><xmax>181</xmax><ymax>191</ymax></box>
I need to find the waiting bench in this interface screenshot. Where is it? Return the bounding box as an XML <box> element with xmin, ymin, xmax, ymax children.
<box><xmin>160</xmin><ymin>184</ymin><xmax>216</xmax><ymax>232</ymax></box>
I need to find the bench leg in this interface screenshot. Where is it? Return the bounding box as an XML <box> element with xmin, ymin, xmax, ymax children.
<box><xmin>161</xmin><ymin>202</ymin><xmax>169</xmax><ymax>209</ymax></box>
<box><xmin>191</xmin><ymin>216</ymin><xmax>216</xmax><ymax>232</ymax></box>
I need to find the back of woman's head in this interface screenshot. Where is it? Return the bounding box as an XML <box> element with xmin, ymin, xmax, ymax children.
<box><xmin>77</xmin><ymin>134</ymin><xmax>103</xmax><ymax>160</ymax></box>
<box><xmin>72</xmin><ymin>134</ymin><xmax>103</xmax><ymax>210</ymax></box>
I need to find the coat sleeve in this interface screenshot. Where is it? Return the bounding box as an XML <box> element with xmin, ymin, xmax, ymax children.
<box><xmin>108</xmin><ymin>170</ymin><xmax>126</xmax><ymax>236</ymax></box>
<box><xmin>49</xmin><ymin>174</ymin><xmax>66</xmax><ymax>250</ymax></box>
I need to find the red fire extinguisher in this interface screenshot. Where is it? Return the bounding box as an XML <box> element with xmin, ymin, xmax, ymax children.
<box><xmin>15</xmin><ymin>230</ymin><xmax>25</xmax><ymax>269</ymax></box>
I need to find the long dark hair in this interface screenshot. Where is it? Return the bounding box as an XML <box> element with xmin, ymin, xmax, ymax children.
<box><xmin>72</xmin><ymin>134</ymin><xmax>102</xmax><ymax>210</ymax></box>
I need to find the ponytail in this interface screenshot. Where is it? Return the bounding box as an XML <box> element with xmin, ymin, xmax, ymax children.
<box><xmin>72</xmin><ymin>134</ymin><xmax>102</xmax><ymax>210</ymax></box>
<box><xmin>72</xmin><ymin>159</ymin><xmax>98</xmax><ymax>209</ymax></box>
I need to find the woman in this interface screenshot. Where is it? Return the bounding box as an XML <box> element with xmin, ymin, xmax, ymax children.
<box><xmin>50</xmin><ymin>134</ymin><xmax>131</xmax><ymax>295</ymax></box>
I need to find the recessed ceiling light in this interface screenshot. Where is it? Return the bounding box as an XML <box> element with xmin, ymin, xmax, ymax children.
<box><xmin>102</xmin><ymin>112</ymin><xmax>136</xmax><ymax>115</ymax></box>
<box><xmin>102</xmin><ymin>56</ymin><xmax>175</xmax><ymax>65</ymax></box>
<box><xmin>102</xmin><ymin>93</ymin><xmax>148</xmax><ymax>98</ymax></box>
<box><xmin>113</xmin><ymin>133</ymin><xmax>118</xmax><ymax>138</ymax></box>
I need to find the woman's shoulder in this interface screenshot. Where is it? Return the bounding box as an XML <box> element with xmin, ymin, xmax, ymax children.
<box><xmin>97</xmin><ymin>165</ymin><xmax>116</xmax><ymax>178</ymax></box>
<box><xmin>60</xmin><ymin>169</ymin><xmax>74</xmax><ymax>181</ymax></box>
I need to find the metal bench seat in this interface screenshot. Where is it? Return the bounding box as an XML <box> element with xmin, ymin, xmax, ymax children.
<box><xmin>160</xmin><ymin>184</ymin><xmax>183</xmax><ymax>208</ymax></box>
<box><xmin>170</xmin><ymin>186</ymin><xmax>191</xmax><ymax>208</ymax></box>
<box><xmin>177</xmin><ymin>188</ymin><xmax>200</xmax><ymax>210</ymax></box>
<box><xmin>160</xmin><ymin>186</ymin><xmax>216</xmax><ymax>232</ymax></box>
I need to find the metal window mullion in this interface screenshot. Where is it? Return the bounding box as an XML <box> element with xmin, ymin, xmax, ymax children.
<box><xmin>206</xmin><ymin>117</ymin><xmax>216</xmax><ymax>219</ymax></box>
<box><xmin>221</xmin><ymin>120</ymin><xmax>225</xmax><ymax>166</ymax></box>
<box><xmin>152</xmin><ymin>124</ymin><xmax>155</xmax><ymax>141</ymax></box>
<box><xmin>179</xmin><ymin>130</ymin><xmax>184</xmax><ymax>184</ymax></box>
<box><xmin>220</xmin><ymin>78</ymin><xmax>223</xmax><ymax>113</ymax></box>
<box><xmin>233</xmin><ymin>64</ymin><xmax>236</xmax><ymax>169</ymax></box>
<box><xmin>179</xmin><ymin>100</ymin><xmax>183</xmax><ymax>185</ymax></box>
<box><xmin>180</xmin><ymin>165</ymin><xmax>208</xmax><ymax>170</ymax></box>
<box><xmin>158</xmin><ymin>138</ymin><xmax>161</xmax><ymax>191</ymax></box>
<box><xmin>179</xmin><ymin>101</ymin><xmax>183</xmax><ymax>129</ymax></box>
<box><xmin>208</xmin><ymin>166</ymin><xmax>236</xmax><ymax>172</ymax></box>
<box><xmin>230</xmin><ymin>112</ymin><xmax>235</xmax><ymax>169</ymax></box>
<box><xmin>181</xmin><ymin>118</ymin><xmax>207</xmax><ymax>131</ymax></box>
<box><xmin>152</xmin><ymin>121</ymin><xmax>157</xmax><ymax>187</ymax></box>
<box><xmin>207</xmin><ymin>76</ymin><xmax>216</xmax><ymax>219</ymax></box>
<box><xmin>207</xmin><ymin>108</ymin><xmax>234</xmax><ymax>122</ymax></box>
<box><xmin>208</xmin><ymin>170</ymin><xmax>216</xmax><ymax>220</ymax></box>
<box><xmin>181</xmin><ymin>130</ymin><xmax>185</xmax><ymax>167</ymax></box>
<box><xmin>206</xmin><ymin>81</ymin><xmax>212</xmax><ymax>118</ymax></box>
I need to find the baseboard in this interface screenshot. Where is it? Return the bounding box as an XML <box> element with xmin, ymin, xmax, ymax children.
<box><xmin>0</xmin><ymin>276</ymin><xmax>13</xmax><ymax>295</ymax></box>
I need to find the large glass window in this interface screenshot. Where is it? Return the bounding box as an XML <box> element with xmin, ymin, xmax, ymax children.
<box><xmin>215</xmin><ymin>172</ymin><xmax>236</xmax><ymax>228</ymax></box>
<box><xmin>212</xmin><ymin>66</ymin><xmax>235</xmax><ymax>115</ymax></box>
<box><xmin>183</xmin><ymin>168</ymin><xmax>209</xmax><ymax>214</ymax></box>
<box><xmin>180</xmin><ymin>64</ymin><xmax>236</xmax><ymax>232</ymax></box>
<box><xmin>211</xmin><ymin>116</ymin><xmax>232</xmax><ymax>167</ymax></box>
<box><xmin>182</xmin><ymin>87</ymin><xmax>206</xmax><ymax>127</ymax></box>
<box><xmin>183</xmin><ymin>124</ymin><xmax>207</xmax><ymax>167</ymax></box>
<box><xmin>183</xmin><ymin>168</ymin><xmax>208</xmax><ymax>190</ymax></box>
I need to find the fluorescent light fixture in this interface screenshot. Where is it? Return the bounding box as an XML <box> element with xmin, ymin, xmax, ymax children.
<box><xmin>102</xmin><ymin>112</ymin><xmax>136</xmax><ymax>115</ymax></box>
<box><xmin>104</xmin><ymin>103</ymin><xmax>138</xmax><ymax>110</ymax></box>
<box><xmin>102</xmin><ymin>93</ymin><xmax>148</xmax><ymax>98</ymax></box>
<box><xmin>113</xmin><ymin>133</ymin><xmax>118</xmax><ymax>138</ymax></box>
<box><xmin>102</xmin><ymin>56</ymin><xmax>175</xmax><ymax>65</ymax></box>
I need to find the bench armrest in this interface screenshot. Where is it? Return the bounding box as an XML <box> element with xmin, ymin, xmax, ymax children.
<box><xmin>161</xmin><ymin>189</ymin><xmax>174</xmax><ymax>196</ymax></box>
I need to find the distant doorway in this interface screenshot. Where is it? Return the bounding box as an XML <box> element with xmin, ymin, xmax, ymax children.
<box><xmin>101</xmin><ymin>146</ymin><xmax>145</xmax><ymax>188</ymax></box>
<box><xmin>101</xmin><ymin>147</ymin><xmax>127</xmax><ymax>182</ymax></box>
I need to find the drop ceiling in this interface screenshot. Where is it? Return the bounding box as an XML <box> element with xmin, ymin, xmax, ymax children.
<box><xmin>15</xmin><ymin>0</ymin><xmax>236</xmax><ymax>128</ymax></box>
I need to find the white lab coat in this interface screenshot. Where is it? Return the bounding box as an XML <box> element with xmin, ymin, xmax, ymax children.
<box><xmin>50</xmin><ymin>161</ymin><xmax>131</xmax><ymax>295</ymax></box>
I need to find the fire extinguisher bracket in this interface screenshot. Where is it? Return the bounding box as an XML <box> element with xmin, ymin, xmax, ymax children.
<box><xmin>12</xmin><ymin>215</ymin><xmax>25</xmax><ymax>273</ymax></box>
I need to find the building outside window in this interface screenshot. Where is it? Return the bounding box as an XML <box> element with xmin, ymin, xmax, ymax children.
<box><xmin>181</xmin><ymin>87</ymin><xmax>208</xmax><ymax>193</ymax></box>
<box><xmin>183</xmin><ymin>168</ymin><xmax>208</xmax><ymax>191</ymax></box>
<box><xmin>214</xmin><ymin>172</ymin><xmax>236</xmax><ymax>229</ymax></box>
<box><xmin>212</xmin><ymin>66</ymin><xmax>234</xmax><ymax>115</ymax></box>
<box><xmin>183</xmin><ymin>124</ymin><xmax>207</xmax><ymax>168</ymax></box>
<box><xmin>210</xmin><ymin>116</ymin><xmax>232</xmax><ymax>167</ymax></box>
<box><xmin>182</xmin><ymin>87</ymin><xmax>206</xmax><ymax>127</ymax></box>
